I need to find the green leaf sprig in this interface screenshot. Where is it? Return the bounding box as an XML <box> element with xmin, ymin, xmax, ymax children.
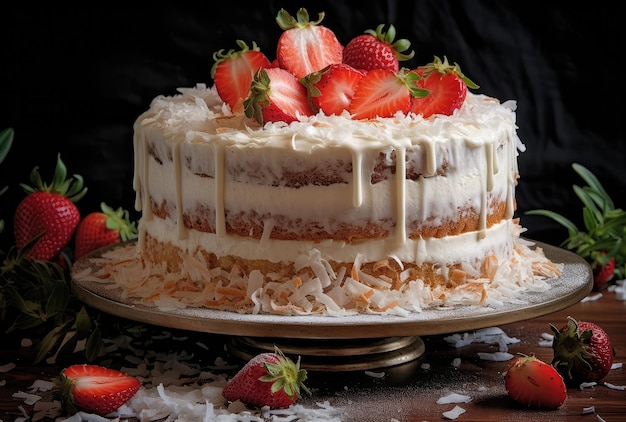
<box><xmin>526</xmin><ymin>163</ymin><xmax>626</xmax><ymax>281</ymax></box>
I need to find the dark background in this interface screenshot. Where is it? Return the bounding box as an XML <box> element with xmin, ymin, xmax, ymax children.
<box><xmin>1</xmin><ymin>1</ymin><xmax>624</xmax><ymax>249</ymax></box>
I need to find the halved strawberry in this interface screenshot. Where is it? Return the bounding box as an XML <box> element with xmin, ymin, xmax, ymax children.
<box><xmin>57</xmin><ymin>364</ymin><xmax>141</xmax><ymax>416</ymax></box>
<box><xmin>275</xmin><ymin>8</ymin><xmax>343</xmax><ymax>79</ymax></box>
<box><xmin>504</xmin><ymin>354</ymin><xmax>567</xmax><ymax>409</ymax></box>
<box><xmin>244</xmin><ymin>67</ymin><xmax>314</xmax><ymax>125</ymax></box>
<box><xmin>343</xmin><ymin>24</ymin><xmax>414</xmax><ymax>72</ymax></box>
<box><xmin>348</xmin><ymin>68</ymin><xmax>426</xmax><ymax>119</ymax></box>
<box><xmin>211</xmin><ymin>40</ymin><xmax>271</xmax><ymax>112</ymax></box>
<box><xmin>409</xmin><ymin>56</ymin><xmax>479</xmax><ymax>118</ymax></box>
<box><xmin>302</xmin><ymin>63</ymin><xmax>365</xmax><ymax>115</ymax></box>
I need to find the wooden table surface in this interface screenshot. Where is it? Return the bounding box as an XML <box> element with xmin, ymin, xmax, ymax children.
<box><xmin>1</xmin><ymin>287</ymin><xmax>625</xmax><ymax>421</ymax></box>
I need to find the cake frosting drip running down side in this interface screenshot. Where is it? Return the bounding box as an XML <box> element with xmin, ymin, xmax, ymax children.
<box><xmin>75</xmin><ymin>9</ymin><xmax>563</xmax><ymax>316</ymax></box>
<box><xmin>114</xmin><ymin>84</ymin><xmax>562</xmax><ymax>316</ymax></box>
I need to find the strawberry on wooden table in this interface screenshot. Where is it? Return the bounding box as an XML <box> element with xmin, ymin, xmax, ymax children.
<box><xmin>592</xmin><ymin>253</ymin><xmax>615</xmax><ymax>290</ymax></box>
<box><xmin>74</xmin><ymin>202</ymin><xmax>138</xmax><ymax>260</ymax></box>
<box><xmin>57</xmin><ymin>364</ymin><xmax>141</xmax><ymax>416</ymax></box>
<box><xmin>275</xmin><ymin>8</ymin><xmax>343</xmax><ymax>79</ymax></box>
<box><xmin>504</xmin><ymin>354</ymin><xmax>567</xmax><ymax>409</ymax></box>
<box><xmin>222</xmin><ymin>347</ymin><xmax>310</xmax><ymax>409</ymax></box>
<box><xmin>244</xmin><ymin>67</ymin><xmax>314</xmax><ymax>125</ymax></box>
<box><xmin>551</xmin><ymin>316</ymin><xmax>615</xmax><ymax>385</ymax></box>
<box><xmin>409</xmin><ymin>56</ymin><xmax>479</xmax><ymax>118</ymax></box>
<box><xmin>211</xmin><ymin>40</ymin><xmax>271</xmax><ymax>112</ymax></box>
<box><xmin>343</xmin><ymin>24</ymin><xmax>415</xmax><ymax>72</ymax></box>
<box><xmin>14</xmin><ymin>154</ymin><xmax>87</xmax><ymax>261</ymax></box>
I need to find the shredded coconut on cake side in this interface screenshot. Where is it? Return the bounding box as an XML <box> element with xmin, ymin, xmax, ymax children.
<box><xmin>73</xmin><ymin>224</ymin><xmax>563</xmax><ymax>317</ymax></box>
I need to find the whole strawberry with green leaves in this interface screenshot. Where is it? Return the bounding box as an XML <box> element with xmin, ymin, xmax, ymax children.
<box><xmin>551</xmin><ymin>316</ymin><xmax>615</xmax><ymax>386</ymax></box>
<box><xmin>343</xmin><ymin>23</ymin><xmax>415</xmax><ymax>72</ymax></box>
<box><xmin>14</xmin><ymin>154</ymin><xmax>87</xmax><ymax>261</ymax></box>
<box><xmin>526</xmin><ymin>163</ymin><xmax>626</xmax><ymax>290</ymax></box>
<box><xmin>222</xmin><ymin>346</ymin><xmax>310</xmax><ymax>409</ymax></box>
<box><xmin>74</xmin><ymin>202</ymin><xmax>138</xmax><ymax>260</ymax></box>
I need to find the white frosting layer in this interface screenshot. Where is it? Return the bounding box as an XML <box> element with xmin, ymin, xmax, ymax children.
<box><xmin>133</xmin><ymin>84</ymin><xmax>524</xmax><ymax>267</ymax></box>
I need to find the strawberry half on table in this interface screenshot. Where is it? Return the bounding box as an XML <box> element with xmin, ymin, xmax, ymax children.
<box><xmin>74</xmin><ymin>202</ymin><xmax>138</xmax><ymax>260</ymax></box>
<box><xmin>504</xmin><ymin>354</ymin><xmax>567</xmax><ymax>409</ymax></box>
<box><xmin>14</xmin><ymin>154</ymin><xmax>87</xmax><ymax>261</ymax></box>
<box><xmin>222</xmin><ymin>347</ymin><xmax>311</xmax><ymax>409</ymax></box>
<box><xmin>57</xmin><ymin>364</ymin><xmax>141</xmax><ymax>416</ymax></box>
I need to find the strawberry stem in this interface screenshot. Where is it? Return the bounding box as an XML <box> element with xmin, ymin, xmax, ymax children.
<box><xmin>19</xmin><ymin>154</ymin><xmax>87</xmax><ymax>203</ymax></box>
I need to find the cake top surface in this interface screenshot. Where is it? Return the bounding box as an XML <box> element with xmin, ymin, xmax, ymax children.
<box><xmin>138</xmin><ymin>84</ymin><xmax>524</xmax><ymax>153</ymax></box>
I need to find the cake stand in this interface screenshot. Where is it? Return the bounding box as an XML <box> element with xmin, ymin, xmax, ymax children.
<box><xmin>71</xmin><ymin>240</ymin><xmax>592</xmax><ymax>371</ymax></box>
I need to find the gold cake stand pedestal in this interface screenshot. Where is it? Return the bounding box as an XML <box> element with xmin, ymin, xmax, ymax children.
<box><xmin>71</xmin><ymin>241</ymin><xmax>592</xmax><ymax>371</ymax></box>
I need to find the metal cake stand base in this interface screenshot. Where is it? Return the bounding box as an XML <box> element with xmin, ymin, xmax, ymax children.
<box><xmin>228</xmin><ymin>336</ymin><xmax>426</xmax><ymax>372</ymax></box>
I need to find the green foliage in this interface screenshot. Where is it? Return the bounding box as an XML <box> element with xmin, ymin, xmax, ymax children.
<box><xmin>0</xmin><ymin>128</ymin><xmax>15</xmax><ymax>235</ymax></box>
<box><xmin>527</xmin><ymin>163</ymin><xmax>626</xmax><ymax>281</ymax></box>
<box><xmin>0</xmin><ymin>223</ymin><xmax>105</xmax><ymax>365</ymax></box>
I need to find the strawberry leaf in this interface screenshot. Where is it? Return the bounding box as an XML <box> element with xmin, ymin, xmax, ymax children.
<box><xmin>0</xmin><ymin>128</ymin><xmax>14</xmax><ymax>165</ymax></box>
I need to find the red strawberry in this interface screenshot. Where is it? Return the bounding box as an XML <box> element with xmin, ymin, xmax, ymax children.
<box><xmin>275</xmin><ymin>8</ymin><xmax>343</xmax><ymax>79</ymax></box>
<box><xmin>348</xmin><ymin>68</ymin><xmax>425</xmax><ymax>120</ymax></box>
<box><xmin>504</xmin><ymin>354</ymin><xmax>567</xmax><ymax>409</ymax></box>
<box><xmin>343</xmin><ymin>24</ymin><xmax>415</xmax><ymax>72</ymax></box>
<box><xmin>302</xmin><ymin>63</ymin><xmax>365</xmax><ymax>115</ymax></box>
<box><xmin>551</xmin><ymin>316</ymin><xmax>615</xmax><ymax>385</ymax></box>
<box><xmin>14</xmin><ymin>154</ymin><xmax>87</xmax><ymax>260</ymax></box>
<box><xmin>211</xmin><ymin>40</ymin><xmax>271</xmax><ymax>112</ymax></box>
<box><xmin>244</xmin><ymin>67</ymin><xmax>314</xmax><ymax>125</ymax></box>
<box><xmin>591</xmin><ymin>253</ymin><xmax>615</xmax><ymax>290</ymax></box>
<box><xmin>222</xmin><ymin>347</ymin><xmax>310</xmax><ymax>409</ymax></box>
<box><xmin>57</xmin><ymin>364</ymin><xmax>141</xmax><ymax>416</ymax></box>
<box><xmin>409</xmin><ymin>56</ymin><xmax>479</xmax><ymax>118</ymax></box>
<box><xmin>74</xmin><ymin>202</ymin><xmax>138</xmax><ymax>260</ymax></box>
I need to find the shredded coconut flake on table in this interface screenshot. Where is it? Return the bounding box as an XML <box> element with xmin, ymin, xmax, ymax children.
<box><xmin>603</xmin><ymin>382</ymin><xmax>626</xmax><ymax>390</ymax></box>
<box><xmin>538</xmin><ymin>332</ymin><xmax>554</xmax><ymax>347</ymax></box>
<box><xmin>442</xmin><ymin>405</ymin><xmax>466</xmax><ymax>420</ymax></box>
<box><xmin>436</xmin><ymin>393</ymin><xmax>472</xmax><ymax>404</ymax></box>
<box><xmin>581</xmin><ymin>293</ymin><xmax>603</xmax><ymax>302</ymax></box>
<box><xmin>443</xmin><ymin>327</ymin><xmax>519</xmax><ymax>352</ymax></box>
<box><xmin>477</xmin><ymin>351</ymin><xmax>514</xmax><ymax>362</ymax></box>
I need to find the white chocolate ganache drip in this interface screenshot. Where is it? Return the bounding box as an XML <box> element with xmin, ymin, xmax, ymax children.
<box><xmin>133</xmin><ymin>84</ymin><xmax>523</xmax><ymax>270</ymax></box>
